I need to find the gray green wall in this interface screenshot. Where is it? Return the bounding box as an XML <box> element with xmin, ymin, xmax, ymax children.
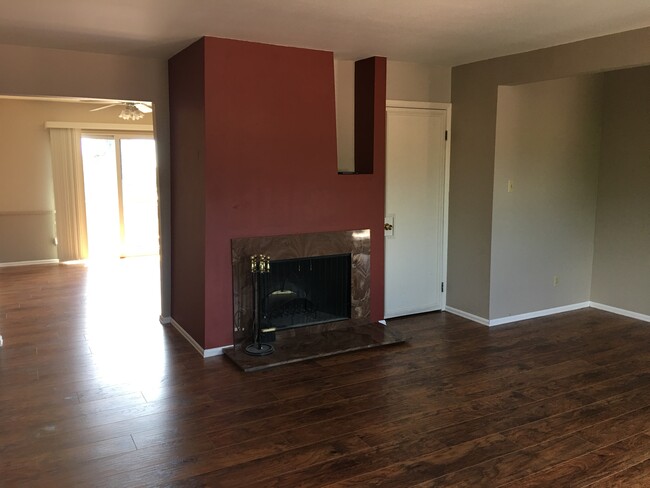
<box><xmin>448</xmin><ymin>27</ymin><xmax>650</xmax><ymax>319</ymax></box>
<box><xmin>591</xmin><ymin>66</ymin><xmax>650</xmax><ymax>316</ymax></box>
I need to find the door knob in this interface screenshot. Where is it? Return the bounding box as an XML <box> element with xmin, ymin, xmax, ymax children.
<box><xmin>384</xmin><ymin>223</ymin><xmax>393</xmax><ymax>231</ymax></box>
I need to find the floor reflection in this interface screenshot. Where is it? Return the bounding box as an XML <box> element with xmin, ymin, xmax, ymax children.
<box><xmin>83</xmin><ymin>256</ymin><xmax>167</xmax><ymax>390</ymax></box>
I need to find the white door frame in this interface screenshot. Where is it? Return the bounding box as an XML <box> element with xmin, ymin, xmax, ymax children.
<box><xmin>385</xmin><ymin>100</ymin><xmax>451</xmax><ymax>313</ymax></box>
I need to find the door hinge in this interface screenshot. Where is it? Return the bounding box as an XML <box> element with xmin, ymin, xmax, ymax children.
<box><xmin>445</xmin><ymin>130</ymin><xmax>448</xmax><ymax>141</ymax></box>
<box><xmin>441</xmin><ymin>282</ymin><xmax>445</xmax><ymax>293</ymax></box>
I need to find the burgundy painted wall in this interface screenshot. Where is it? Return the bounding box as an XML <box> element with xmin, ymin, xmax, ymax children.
<box><xmin>355</xmin><ymin>57</ymin><xmax>387</xmax><ymax>174</ymax></box>
<box><xmin>168</xmin><ymin>41</ymin><xmax>207</xmax><ymax>345</ymax></box>
<box><xmin>170</xmin><ymin>37</ymin><xmax>386</xmax><ymax>349</ymax></box>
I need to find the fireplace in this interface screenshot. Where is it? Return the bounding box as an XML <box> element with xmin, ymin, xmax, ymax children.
<box><xmin>230</xmin><ymin>229</ymin><xmax>371</xmax><ymax>346</ymax></box>
<box><xmin>226</xmin><ymin>229</ymin><xmax>404</xmax><ymax>370</ymax></box>
<box><xmin>261</xmin><ymin>254</ymin><xmax>351</xmax><ymax>331</ymax></box>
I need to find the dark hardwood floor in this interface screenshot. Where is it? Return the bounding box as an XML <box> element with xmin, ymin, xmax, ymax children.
<box><xmin>1</xmin><ymin>259</ymin><xmax>650</xmax><ymax>486</ymax></box>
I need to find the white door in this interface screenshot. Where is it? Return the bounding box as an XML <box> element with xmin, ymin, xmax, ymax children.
<box><xmin>385</xmin><ymin>106</ymin><xmax>447</xmax><ymax>318</ymax></box>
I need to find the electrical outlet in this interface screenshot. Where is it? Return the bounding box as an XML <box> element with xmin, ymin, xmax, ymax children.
<box><xmin>507</xmin><ymin>179</ymin><xmax>514</xmax><ymax>193</ymax></box>
<box><xmin>553</xmin><ymin>275</ymin><xmax>559</xmax><ymax>287</ymax></box>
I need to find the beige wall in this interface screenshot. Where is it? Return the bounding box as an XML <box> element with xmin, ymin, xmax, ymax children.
<box><xmin>490</xmin><ymin>75</ymin><xmax>603</xmax><ymax>319</ymax></box>
<box><xmin>386</xmin><ymin>60</ymin><xmax>451</xmax><ymax>103</ymax></box>
<box><xmin>0</xmin><ymin>213</ymin><xmax>57</xmax><ymax>263</ymax></box>
<box><xmin>335</xmin><ymin>58</ymin><xmax>451</xmax><ymax>172</ymax></box>
<box><xmin>0</xmin><ymin>98</ymin><xmax>152</xmax><ymax>263</ymax></box>
<box><xmin>449</xmin><ymin>27</ymin><xmax>650</xmax><ymax>318</ymax></box>
<box><xmin>591</xmin><ymin>66</ymin><xmax>650</xmax><ymax>316</ymax></box>
<box><xmin>0</xmin><ymin>43</ymin><xmax>171</xmax><ymax>316</ymax></box>
<box><xmin>334</xmin><ymin>59</ymin><xmax>355</xmax><ymax>172</ymax></box>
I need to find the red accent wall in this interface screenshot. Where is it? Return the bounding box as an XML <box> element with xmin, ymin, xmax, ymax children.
<box><xmin>355</xmin><ymin>57</ymin><xmax>386</xmax><ymax>174</ymax></box>
<box><xmin>170</xmin><ymin>37</ymin><xmax>386</xmax><ymax>349</ymax></box>
<box><xmin>168</xmin><ymin>40</ymin><xmax>206</xmax><ymax>345</ymax></box>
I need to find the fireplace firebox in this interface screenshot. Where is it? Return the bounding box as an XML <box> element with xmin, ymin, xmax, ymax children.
<box><xmin>260</xmin><ymin>254</ymin><xmax>351</xmax><ymax>332</ymax></box>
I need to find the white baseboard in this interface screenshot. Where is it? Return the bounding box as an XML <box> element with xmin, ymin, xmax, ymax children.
<box><xmin>446</xmin><ymin>302</ymin><xmax>590</xmax><ymax>327</ymax></box>
<box><xmin>203</xmin><ymin>346</ymin><xmax>229</xmax><ymax>358</ymax></box>
<box><xmin>170</xmin><ymin>318</ymin><xmax>231</xmax><ymax>358</ymax></box>
<box><xmin>0</xmin><ymin>259</ymin><xmax>59</xmax><ymax>268</ymax></box>
<box><xmin>444</xmin><ymin>306</ymin><xmax>490</xmax><ymax>326</ymax></box>
<box><xmin>159</xmin><ymin>315</ymin><xmax>172</xmax><ymax>325</ymax></box>
<box><xmin>385</xmin><ymin>304</ymin><xmax>441</xmax><ymax>320</ymax></box>
<box><xmin>488</xmin><ymin>302</ymin><xmax>591</xmax><ymax>327</ymax></box>
<box><xmin>446</xmin><ymin>301</ymin><xmax>650</xmax><ymax>328</ymax></box>
<box><xmin>589</xmin><ymin>302</ymin><xmax>650</xmax><ymax>324</ymax></box>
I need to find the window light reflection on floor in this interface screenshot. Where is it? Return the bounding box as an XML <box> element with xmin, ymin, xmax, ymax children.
<box><xmin>83</xmin><ymin>256</ymin><xmax>167</xmax><ymax>391</ymax></box>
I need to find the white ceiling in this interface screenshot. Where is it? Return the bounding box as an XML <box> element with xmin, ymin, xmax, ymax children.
<box><xmin>0</xmin><ymin>0</ymin><xmax>648</xmax><ymax>65</ymax></box>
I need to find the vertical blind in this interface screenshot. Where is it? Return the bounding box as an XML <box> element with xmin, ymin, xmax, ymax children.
<box><xmin>48</xmin><ymin>128</ymin><xmax>88</xmax><ymax>261</ymax></box>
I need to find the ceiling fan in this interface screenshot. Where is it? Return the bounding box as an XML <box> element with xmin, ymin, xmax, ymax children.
<box><xmin>90</xmin><ymin>101</ymin><xmax>153</xmax><ymax>120</ymax></box>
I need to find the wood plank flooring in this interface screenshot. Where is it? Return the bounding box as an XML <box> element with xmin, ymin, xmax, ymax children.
<box><xmin>1</xmin><ymin>258</ymin><xmax>650</xmax><ymax>486</ymax></box>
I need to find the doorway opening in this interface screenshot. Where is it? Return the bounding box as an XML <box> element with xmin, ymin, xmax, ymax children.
<box><xmin>81</xmin><ymin>133</ymin><xmax>159</xmax><ymax>261</ymax></box>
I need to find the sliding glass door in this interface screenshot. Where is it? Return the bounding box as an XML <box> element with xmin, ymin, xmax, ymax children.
<box><xmin>120</xmin><ymin>138</ymin><xmax>158</xmax><ymax>257</ymax></box>
<box><xmin>81</xmin><ymin>134</ymin><xmax>159</xmax><ymax>260</ymax></box>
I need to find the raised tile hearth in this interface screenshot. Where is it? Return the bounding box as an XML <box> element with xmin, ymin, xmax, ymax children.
<box><xmin>223</xmin><ymin>320</ymin><xmax>404</xmax><ymax>372</ymax></box>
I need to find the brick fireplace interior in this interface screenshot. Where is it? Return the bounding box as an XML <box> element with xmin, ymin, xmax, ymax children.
<box><xmin>169</xmin><ymin>36</ymin><xmax>399</xmax><ymax>363</ymax></box>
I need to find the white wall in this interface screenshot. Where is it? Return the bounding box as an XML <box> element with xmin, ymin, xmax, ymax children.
<box><xmin>490</xmin><ymin>75</ymin><xmax>603</xmax><ymax>319</ymax></box>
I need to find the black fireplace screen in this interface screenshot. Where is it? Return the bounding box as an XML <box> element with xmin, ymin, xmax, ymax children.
<box><xmin>259</xmin><ymin>253</ymin><xmax>351</xmax><ymax>331</ymax></box>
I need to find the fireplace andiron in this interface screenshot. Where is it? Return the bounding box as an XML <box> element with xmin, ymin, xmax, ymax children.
<box><xmin>245</xmin><ymin>254</ymin><xmax>274</xmax><ymax>356</ymax></box>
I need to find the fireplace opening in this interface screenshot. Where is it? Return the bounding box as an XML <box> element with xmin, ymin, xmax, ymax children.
<box><xmin>259</xmin><ymin>253</ymin><xmax>351</xmax><ymax>331</ymax></box>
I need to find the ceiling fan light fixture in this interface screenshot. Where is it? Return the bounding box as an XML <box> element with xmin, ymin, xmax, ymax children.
<box><xmin>119</xmin><ymin>103</ymin><xmax>145</xmax><ymax>121</ymax></box>
<box><xmin>134</xmin><ymin>102</ymin><xmax>153</xmax><ymax>113</ymax></box>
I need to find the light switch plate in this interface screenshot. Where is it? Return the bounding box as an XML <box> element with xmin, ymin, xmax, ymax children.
<box><xmin>384</xmin><ymin>215</ymin><xmax>395</xmax><ymax>237</ymax></box>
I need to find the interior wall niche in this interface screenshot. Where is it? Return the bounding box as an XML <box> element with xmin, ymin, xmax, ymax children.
<box><xmin>334</xmin><ymin>59</ymin><xmax>355</xmax><ymax>173</ymax></box>
<box><xmin>490</xmin><ymin>74</ymin><xmax>603</xmax><ymax>319</ymax></box>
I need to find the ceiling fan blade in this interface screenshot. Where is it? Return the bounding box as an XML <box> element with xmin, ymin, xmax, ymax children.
<box><xmin>134</xmin><ymin>102</ymin><xmax>153</xmax><ymax>113</ymax></box>
<box><xmin>90</xmin><ymin>104</ymin><xmax>120</xmax><ymax>112</ymax></box>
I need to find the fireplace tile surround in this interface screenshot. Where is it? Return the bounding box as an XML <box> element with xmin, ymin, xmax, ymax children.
<box><xmin>230</xmin><ymin>229</ymin><xmax>371</xmax><ymax>345</ymax></box>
